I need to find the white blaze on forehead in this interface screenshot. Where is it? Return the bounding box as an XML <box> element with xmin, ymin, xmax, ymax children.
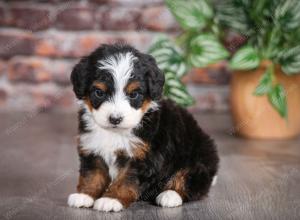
<box><xmin>93</xmin><ymin>52</ymin><xmax>143</xmax><ymax>132</ymax></box>
<box><xmin>97</xmin><ymin>52</ymin><xmax>137</xmax><ymax>92</ymax></box>
<box><xmin>96</xmin><ymin>52</ymin><xmax>140</xmax><ymax>127</ymax></box>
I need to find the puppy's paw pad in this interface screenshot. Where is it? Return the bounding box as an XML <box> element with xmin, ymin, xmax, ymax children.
<box><xmin>68</xmin><ymin>193</ymin><xmax>94</xmax><ymax>208</ymax></box>
<box><xmin>93</xmin><ymin>197</ymin><xmax>123</xmax><ymax>212</ymax></box>
<box><xmin>156</xmin><ymin>190</ymin><xmax>182</xmax><ymax>208</ymax></box>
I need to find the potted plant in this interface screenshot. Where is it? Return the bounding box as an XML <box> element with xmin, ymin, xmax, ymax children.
<box><xmin>149</xmin><ymin>0</ymin><xmax>300</xmax><ymax>139</ymax></box>
<box><xmin>217</xmin><ymin>0</ymin><xmax>300</xmax><ymax>139</ymax></box>
<box><xmin>149</xmin><ymin>0</ymin><xmax>230</xmax><ymax>106</ymax></box>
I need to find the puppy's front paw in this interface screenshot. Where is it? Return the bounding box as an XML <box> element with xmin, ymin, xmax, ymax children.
<box><xmin>68</xmin><ymin>193</ymin><xmax>94</xmax><ymax>208</ymax></box>
<box><xmin>93</xmin><ymin>197</ymin><xmax>123</xmax><ymax>212</ymax></box>
<box><xmin>156</xmin><ymin>190</ymin><xmax>182</xmax><ymax>208</ymax></box>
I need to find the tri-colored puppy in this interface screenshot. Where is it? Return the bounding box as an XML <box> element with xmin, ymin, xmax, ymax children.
<box><xmin>68</xmin><ymin>44</ymin><xmax>219</xmax><ymax>212</ymax></box>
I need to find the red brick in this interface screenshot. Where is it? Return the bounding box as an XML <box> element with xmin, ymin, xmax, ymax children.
<box><xmin>0</xmin><ymin>31</ymin><xmax>36</xmax><ymax>58</ymax></box>
<box><xmin>0</xmin><ymin>4</ymin><xmax>8</xmax><ymax>26</ymax></box>
<box><xmin>97</xmin><ymin>6</ymin><xmax>141</xmax><ymax>30</ymax></box>
<box><xmin>35</xmin><ymin>32</ymin><xmax>101</xmax><ymax>58</ymax></box>
<box><xmin>9</xmin><ymin>6</ymin><xmax>52</xmax><ymax>31</ymax></box>
<box><xmin>224</xmin><ymin>32</ymin><xmax>247</xmax><ymax>53</ymax></box>
<box><xmin>8</xmin><ymin>57</ymin><xmax>51</xmax><ymax>83</ymax></box>
<box><xmin>187</xmin><ymin>86</ymin><xmax>229</xmax><ymax>113</ymax></box>
<box><xmin>0</xmin><ymin>60</ymin><xmax>6</xmax><ymax>77</ymax></box>
<box><xmin>0</xmin><ymin>88</ymin><xmax>7</xmax><ymax>107</ymax></box>
<box><xmin>93</xmin><ymin>0</ymin><xmax>163</xmax><ymax>6</ymax></box>
<box><xmin>50</xmin><ymin>59</ymin><xmax>76</xmax><ymax>85</ymax></box>
<box><xmin>55</xmin><ymin>88</ymin><xmax>75</xmax><ymax>109</ymax></box>
<box><xmin>5</xmin><ymin>84</ymin><xmax>76</xmax><ymax>111</ymax></box>
<box><xmin>37</xmin><ymin>0</ymin><xmax>78</xmax><ymax>3</ymax></box>
<box><xmin>56</xmin><ymin>4</ymin><xmax>95</xmax><ymax>30</ymax></box>
<box><xmin>30</xmin><ymin>86</ymin><xmax>75</xmax><ymax>110</ymax></box>
<box><xmin>90</xmin><ymin>0</ymin><xmax>110</xmax><ymax>4</ymax></box>
<box><xmin>140</xmin><ymin>6</ymin><xmax>178</xmax><ymax>31</ymax></box>
<box><xmin>33</xmin><ymin>86</ymin><xmax>76</xmax><ymax>110</ymax></box>
<box><xmin>8</xmin><ymin>57</ymin><xmax>75</xmax><ymax>85</ymax></box>
<box><xmin>182</xmin><ymin>62</ymin><xmax>231</xmax><ymax>85</ymax></box>
<box><xmin>35</xmin><ymin>31</ymin><xmax>155</xmax><ymax>58</ymax></box>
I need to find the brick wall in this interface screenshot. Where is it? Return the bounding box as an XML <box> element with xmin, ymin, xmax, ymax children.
<box><xmin>0</xmin><ymin>0</ymin><xmax>230</xmax><ymax>112</ymax></box>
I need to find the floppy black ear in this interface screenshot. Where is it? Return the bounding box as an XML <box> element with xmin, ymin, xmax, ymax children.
<box><xmin>70</xmin><ymin>58</ymin><xmax>90</xmax><ymax>99</ymax></box>
<box><xmin>144</xmin><ymin>54</ymin><xmax>165</xmax><ymax>101</ymax></box>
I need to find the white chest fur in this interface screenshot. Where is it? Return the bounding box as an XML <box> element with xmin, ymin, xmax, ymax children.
<box><xmin>79</xmin><ymin>108</ymin><xmax>141</xmax><ymax>180</ymax></box>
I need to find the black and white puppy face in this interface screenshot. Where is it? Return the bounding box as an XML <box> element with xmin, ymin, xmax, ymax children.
<box><xmin>71</xmin><ymin>44</ymin><xmax>164</xmax><ymax>131</ymax></box>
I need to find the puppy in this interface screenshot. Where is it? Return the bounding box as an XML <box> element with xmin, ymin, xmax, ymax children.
<box><xmin>68</xmin><ymin>44</ymin><xmax>219</xmax><ymax>212</ymax></box>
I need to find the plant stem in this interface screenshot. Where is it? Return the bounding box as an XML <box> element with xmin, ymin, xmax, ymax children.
<box><xmin>268</xmin><ymin>62</ymin><xmax>276</xmax><ymax>85</ymax></box>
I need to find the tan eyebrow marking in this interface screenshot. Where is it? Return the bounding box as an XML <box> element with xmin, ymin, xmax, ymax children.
<box><xmin>93</xmin><ymin>82</ymin><xmax>108</xmax><ymax>91</ymax></box>
<box><xmin>125</xmin><ymin>81</ymin><xmax>140</xmax><ymax>93</ymax></box>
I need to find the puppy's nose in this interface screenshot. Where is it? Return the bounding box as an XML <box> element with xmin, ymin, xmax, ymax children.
<box><xmin>109</xmin><ymin>115</ymin><xmax>123</xmax><ymax>125</ymax></box>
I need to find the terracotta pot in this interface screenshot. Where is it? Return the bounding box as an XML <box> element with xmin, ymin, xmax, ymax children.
<box><xmin>230</xmin><ymin>61</ymin><xmax>300</xmax><ymax>139</ymax></box>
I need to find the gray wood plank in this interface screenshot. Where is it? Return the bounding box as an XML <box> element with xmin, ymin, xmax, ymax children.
<box><xmin>0</xmin><ymin>112</ymin><xmax>299</xmax><ymax>220</ymax></box>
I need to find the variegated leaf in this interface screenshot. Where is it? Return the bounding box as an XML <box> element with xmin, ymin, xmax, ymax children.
<box><xmin>164</xmin><ymin>70</ymin><xmax>194</xmax><ymax>107</ymax></box>
<box><xmin>165</xmin><ymin>0</ymin><xmax>213</xmax><ymax>30</ymax></box>
<box><xmin>268</xmin><ymin>84</ymin><xmax>288</xmax><ymax>119</ymax></box>
<box><xmin>188</xmin><ymin>34</ymin><xmax>229</xmax><ymax>67</ymax></box>
<box><xmin>230</xmin><ymin>46</ymin><xmax>261</xmax><ymax>70</ymax></box>
<box><xmin>215</xmin><ymin>0</ymin><xmax>250</xmax><ymax>34</ymax></box>
<box><xmin>275</xmin><ymin>0</ymin><xmax>300</xmax><ymax>31</ymax></box>
<box><xmin>149</xmin><ymin>36</ymin><xmax>188</xmax><ymax>78</ymax></box>
<box><xmin>278</xmin><ymin>46</ymin><xmax>300</xmax><ymax>75</ymax></box>
<box><xmin>253</xmin><ymin>66</ymin><xmax>273</xmax><ymax>96</ymax></box>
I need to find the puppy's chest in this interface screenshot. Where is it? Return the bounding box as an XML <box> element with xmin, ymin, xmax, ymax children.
<box><xmin>79</xmin><ymin>129</ymin><xmax>141</xmax><ymax>180</ymax></box>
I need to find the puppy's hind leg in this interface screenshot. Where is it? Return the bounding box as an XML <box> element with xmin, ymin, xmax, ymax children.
<box><xmin>156</xmin><ymin>169</ymin><xmax>187</xmax><ymax>208</ymax></box>
<box><xmin>184</xmin><ymin>163</ymin><xmax>214</xmax><ymax>201</ymax></box>
<box><xmin>156</xmin><ymin>190</ymin><xmax>183</xmax><ymax>208</ymax></box>
<box><xmin>156</xmin><ymin>164</ymin><xmax>214</xmax><ymax>207</ymax></box>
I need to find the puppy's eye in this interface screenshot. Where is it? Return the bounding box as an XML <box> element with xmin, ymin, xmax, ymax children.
<box><xmin>128</xmin><ymin>91</ymin><xmax>139</xmax><ymax>99</ymax></box>
<box><xmin>94</xmin><ymin>89</ymin><xmax>105</xmax><ymax>99</ymax></box>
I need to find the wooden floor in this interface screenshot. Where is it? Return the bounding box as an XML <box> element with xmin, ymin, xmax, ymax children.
<box><xmin>0</xmin><ymin>112</ymin><xmax>299</xmax><ymax>220</ymax></box>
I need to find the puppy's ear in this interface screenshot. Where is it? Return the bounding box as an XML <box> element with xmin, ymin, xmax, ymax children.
<box><xmin>144</xmin><ymin>54</ymin><xmax>165</xmax><ymax>100</ymax></box>
<box><xmin>70</xmin><ymin>58</ymin><xmax>90</xmax><ymax>99</ymax></box>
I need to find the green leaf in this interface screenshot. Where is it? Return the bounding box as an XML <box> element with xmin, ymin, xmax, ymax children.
<box><xmin>253</xmin><ymin>66</ymin><xmax>273</xmax><ymax>96</ymax></box>
<box><xmin>149</xmin><ymin>35</ymin><xmax>188</xmax><ymax>78</ymax></box>
<box><xmin>188</xmin><ymin>34</ymin><xmax>229</xmax><ymax>67</ymax></box>
<box><xmin>165</xmin><ymin>0</ymin><xmax>213</xmax><ymax>30</ymax></box>
<box><xmin>268</xmin><ymin>84</ymin><xmax>288</xmax><ymax>118</ymax></box>
<box><xmin>278</xmin><ymin>46</ymin><xmax>300</xmax><ymax>75</ymax></box>
<box><xmin>149</xmin><ymin>36</ymin><xmax>193</xmax><ymax>106</ymax></box>
<box><xmin>215</xmin><ymin>0</ymin><xmax>251</xmax><ymax>34</ymax></box>
<box><xmin>164</xmin><ymin>70</ymin><xmax>195</xmax><ymax>107</ymax></box>
<box><xmin>275</xmin><ymin>0</ymin><xmax>300</xmax><ymax>31</ymax></box>
<box><xmin>230</xmin><ymin>46</ymin><xmax>261</xmax><ymax>70</ymax></box>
